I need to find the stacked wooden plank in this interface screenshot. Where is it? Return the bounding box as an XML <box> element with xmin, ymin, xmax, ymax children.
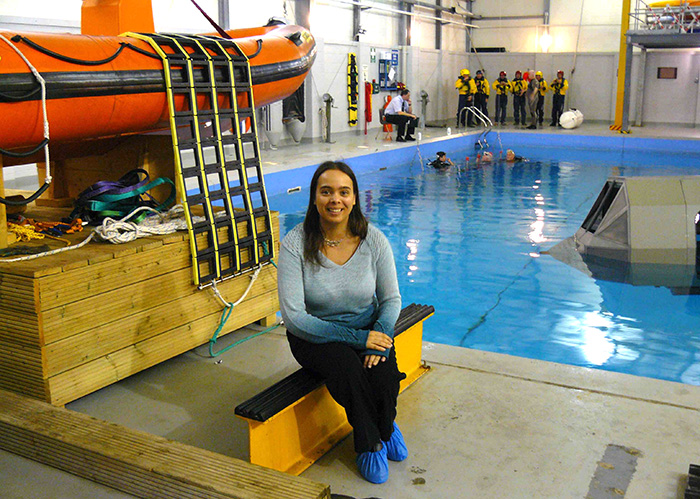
<box><xmin>0</xmin><ymin>388</ymin><xmax>331</xmax><ymax>499</ymax></box>
<box><xmin>0</xmin><ymin>209</ymin><xmax>279</xmax><ymax>406</ymax></box>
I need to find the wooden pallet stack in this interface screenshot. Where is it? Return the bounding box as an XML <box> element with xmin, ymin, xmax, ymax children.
<box><xmin>0</xmin><ymin>388</ymin><xmax>330</xmax><ymax>499</ymax></box>
<box><xmin>0</xmin><ymin>210</ymin><xmax>279</xmax><ymax>406</ymax></box>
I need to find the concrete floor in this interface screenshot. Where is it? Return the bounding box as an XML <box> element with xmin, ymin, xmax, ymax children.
<box><xmin>3</xmin><ymin>327</ymin><xmax>700</xmax><ymax>498</ymax></box>
<box><xmin>2</xmin><ymin>122</ymin><xmax>700</xmax><ymax>498</ymax></box>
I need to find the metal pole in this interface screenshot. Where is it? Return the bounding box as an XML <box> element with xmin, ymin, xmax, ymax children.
<box><xmin>217</xmin><ymin>0</ymin><xmax>229</xmax><ymax>30</ymax></box>
<box><xmin>295</xmin><ymin>0</ymin><xmax>311</xmax><ymax>29</ymax></box>
<box><xmin>323</xmin><ymin>94</ymin><xmax>334</xmax><ymax>143</ymax></box>
<box><xmin>621</xmin><ymin>40</ymin><xmax>634</xmax><ymax>133</ymax></box>
<box><xmin>435</xmin><ymin>0</ymin><xmax>442</xmax><ymax>50</ymax></box>
<box><xmin>612</xmin><ymin>0</ymin><xmax>633</xmax><ymax>129</ymax></box>
<box><xmin>466</xmin><ymin>0</ymin><xmax>473</xmax><ymax>52</ymax></box>
<box><xmin>634</xmin><ymin>48</ymin><xmax>646</xmax><ymax>127</ymax></box>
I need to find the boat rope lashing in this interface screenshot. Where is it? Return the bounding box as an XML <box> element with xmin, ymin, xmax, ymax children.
<box><xmin>11</xmin><ymin>35</ymin><xmax>128</xmax><ymax>66</ymax></box>
<box><xmin>69</xmin><ymin>168</ymin><xmax>176</xmax><ymax>225</ymax></box>
<box><xmin>347</xmin><ymin>52</ymin><xmax>358</xmax><ymax>126</ymax></box>
<box><xmin>8</xmin><ymin>34</ymin><xmax>163</xmax><ymax>66</ymax></box>
<box><xmin>124</xmin><ymin>32</ymin><xmax>275</xmax><ymax>287</ymax></box>
<box><xmin>0</xmin><ymin>33</ymin><xmax>52</xmax><ymax>207</ymax></box>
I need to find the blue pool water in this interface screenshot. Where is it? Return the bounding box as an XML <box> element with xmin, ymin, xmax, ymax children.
<box><xmin>270</xmin><ymin>143</ymin><xmax>700</xmax><ymax>386</ymax></box>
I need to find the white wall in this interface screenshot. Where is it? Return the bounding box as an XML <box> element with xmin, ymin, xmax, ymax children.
<box><xmin>637</xmin><ymin>51</ymin><xmax>700</xmax><ymax>126</ymax></box>
<box><xmin>0</xmin><ymin>0</ymin><xmax>82</xmax><ymax>22</ymax></box>
<box><xmin>472</xmin><ymin>0</ymin><xmax>622</xmax><ymax>53</ymax></box>
<box><xmin>3</xmin><ymin>0</ymin><xmax>697</xmax><ymax>144</ymax></box>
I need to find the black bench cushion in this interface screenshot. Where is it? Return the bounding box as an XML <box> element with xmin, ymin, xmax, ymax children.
<box><xmin>235</xmin><ymin>303</ymin><xmax>434</xmax><ymax>422</ymax></box>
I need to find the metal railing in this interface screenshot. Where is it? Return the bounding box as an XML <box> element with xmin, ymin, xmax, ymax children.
<box><xmin>458</xmin><ymin>106</ymin><xmax>493</xmax><ymax>149</ymax></box>
<box><xmin>630</xmin><ymin>0</ymin><xmax>700</xmax><ymax>32</ymax></box>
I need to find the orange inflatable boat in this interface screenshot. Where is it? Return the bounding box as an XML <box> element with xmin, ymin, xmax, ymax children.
<box><xmin>0</xmin><ymin>22</ymin><xmax>316</xmax><ymax>153</ymax></box>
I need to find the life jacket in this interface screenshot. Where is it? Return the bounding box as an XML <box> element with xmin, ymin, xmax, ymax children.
<box><xmin>537</xmin><ymin>79</ymin><xmax>548</xmax><ymax>96</ymax></box>
<box><xmin>493</xmin><ymin>78</ymin><xmax>511</xmax><ymax>96</ymax></box>
<box><xmin>511</xmin><ymin>77</ymin><xmax>526</xmax><ymax>95</ymax></box>
<box><xmin>475</xmin><ymin>78</ymin><xmax>489</xmax><ymax>96</ymax></box>
<box><xmin>455</xmin><ymin>75</ymin><xmax>475</xmax><ymax>95</ymax></box>
<box><xmin>429</xmin><ymin>159</ymin><xmax>451</xmax><ymax>170</ymax></box>
<box><xmin>551</xmin><ymin>77</ymin><xmax>568</xmax><ymax>96</ymax></box>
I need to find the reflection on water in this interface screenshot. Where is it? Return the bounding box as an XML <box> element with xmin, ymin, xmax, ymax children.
<box><xmin>274</xmin><ymin>149</ymin><xmax>700</xmax><ymax>386</ymax></box>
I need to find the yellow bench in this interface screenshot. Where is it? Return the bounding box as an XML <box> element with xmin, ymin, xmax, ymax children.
<box><xmin>235</xmin><ymin>303</ymin><xmax>434</xmax><ymax>475</ymax></box>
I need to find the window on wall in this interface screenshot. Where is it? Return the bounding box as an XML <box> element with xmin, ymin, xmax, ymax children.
<box><xmin>657</xmin><ymin>67</ymin><xmax>678</xmax><ymax>79</ymax></box>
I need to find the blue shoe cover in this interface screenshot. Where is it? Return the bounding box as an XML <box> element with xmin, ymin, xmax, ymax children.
<box><xmin>356</xmin><ymin>444</ymin><xmax>389</xmax><ymax>484</ymax></box>
<box><xmin>384</xmin><ymin>422</ymin><xmax>408</xmax><ymax>462</ymax></box>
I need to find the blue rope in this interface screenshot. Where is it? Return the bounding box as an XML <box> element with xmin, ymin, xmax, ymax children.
<box><xmin>207</xmin><ymin>241</ymin><xmax>278</xmax><ymax>357</ymax></box>
<box><xmin>209</xmin><ymin>314</ymin><xmax>279</xmax><ymax>357</ymax></box>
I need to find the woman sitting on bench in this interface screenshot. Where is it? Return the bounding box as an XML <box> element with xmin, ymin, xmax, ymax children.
<box><xmin>277</xmin><ymin>161</ymin><xmax>406</xmax><ymax>484</ymax></box>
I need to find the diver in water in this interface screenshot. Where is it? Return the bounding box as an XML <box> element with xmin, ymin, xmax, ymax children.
<box><xmin>505</xmin><ymin>149</ymin><xmax>527</xmax><ymax>162</ymax></box>
<box><xmin>429</xmin><ymin>151</ymin><xmax>454</xmax><ymax>170</ymax></box>
<box><xmin>477</xmin><ymin>151</ymin><xmax>494</xmax><ymax>164</ymax></box>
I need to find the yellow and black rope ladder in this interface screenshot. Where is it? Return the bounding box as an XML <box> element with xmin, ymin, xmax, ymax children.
<box><xmin>126</xmin><ymin>32</ymin><xmax>274</xmax><ymax>286</ymax></box>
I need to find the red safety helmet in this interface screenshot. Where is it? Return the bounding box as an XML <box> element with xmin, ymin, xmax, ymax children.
<box><xmin>500</xmin><ymin>71</ymin><xmax>507</xmax><ymax>78</ymax></box>
<box><xmin>515</xmin><ymin>70</ymin><xmax>522</xmax><ymax>77</ymax></box>
<box><xmin>557</xmin><ymin>70</ymin><xmax>564</xmax><ymax>77</ymax></box>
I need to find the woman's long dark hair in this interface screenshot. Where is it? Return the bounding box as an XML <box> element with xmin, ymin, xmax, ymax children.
<box><xmin>303</xmin><ymin>161</ymin><xmax>368</xmax><ymax>265</ymax></box>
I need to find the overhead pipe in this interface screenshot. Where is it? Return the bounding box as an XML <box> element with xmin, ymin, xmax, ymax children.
<box><xmin>402</xmin><ymin>0</ymin><xmax>473</xmax><ymax>17</ymax></box>
<box><xmin>319</xmin><ymin>0</ymin><xmax>479</xmax><ymax>29</ymax></box>
<box><xmin>476</xmin><ymin>15</ymin><xmax>546</xmax><ymax>21</ymax></box>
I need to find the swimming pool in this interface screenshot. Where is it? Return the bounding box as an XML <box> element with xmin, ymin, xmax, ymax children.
<box><xmin>269</xmin><ymin>138</ymin><xmax>700</xmax><ymax>386</ymax></box>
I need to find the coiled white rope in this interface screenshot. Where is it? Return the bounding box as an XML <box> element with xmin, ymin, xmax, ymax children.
<box><xmin>94</xmin><ymin>205</ymin><xmax>202</xmax><ymax>244</ymax></box>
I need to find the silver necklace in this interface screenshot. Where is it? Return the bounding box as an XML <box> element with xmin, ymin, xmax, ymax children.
<box><xmin>323</xmin><ymin>237</ymin><xmax>345</xmax><ymax>247</ymax></box>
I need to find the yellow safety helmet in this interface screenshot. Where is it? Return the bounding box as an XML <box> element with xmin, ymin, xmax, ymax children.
<box><xmin>460</xmin><ymin>69</ymin><xmax>470</xmax><ymax>76</ymax></box>
<box><xmin>535</xmin><ymin>71</ymin><xmax>543</xmax><ymax>77</ymax></box>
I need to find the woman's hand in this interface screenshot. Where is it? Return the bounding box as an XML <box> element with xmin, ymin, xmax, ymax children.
<box><xmin>366</xmin><ymin>330</ymin><xmax>392</xmax><ymax>351</ymax></box>
<box><xmin>364</xmin><ymin>354</ymin><xmax>386</xmax><ymax>369</ymax></box>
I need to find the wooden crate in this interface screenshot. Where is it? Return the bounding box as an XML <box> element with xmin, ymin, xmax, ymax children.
<box><xmin>0</xmin><ymin>209</ymin><xmax>280</xmax><ymax>406</ymax></box>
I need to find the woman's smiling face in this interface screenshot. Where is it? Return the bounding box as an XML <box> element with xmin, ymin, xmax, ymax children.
<box><xmin>315</xmin><ymin>168</ymin><xmax>356</xmax><ymax>228</ymax></box>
